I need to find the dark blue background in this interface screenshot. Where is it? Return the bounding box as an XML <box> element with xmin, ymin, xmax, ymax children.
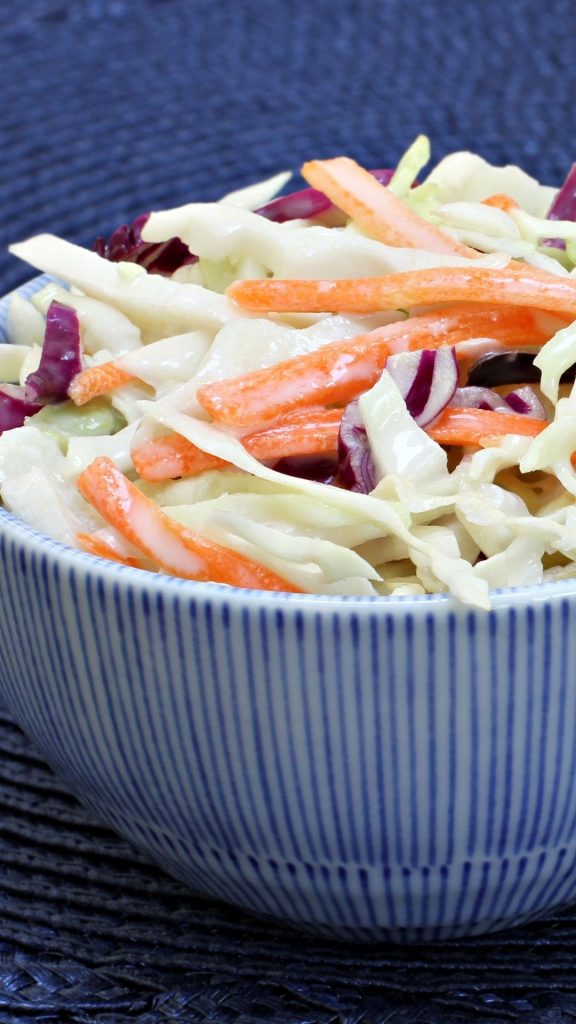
<box><xmin>2</xmin><ymin>2</ymin><xmax>576</xmax><ymax>1020</ymax></box>
<box><xmin>2</xmin><ymin>0</ymin><xmax>575</xmax><ymax>296</ymax></box>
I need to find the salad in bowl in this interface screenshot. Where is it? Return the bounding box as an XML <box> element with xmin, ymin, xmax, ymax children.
<box><xmin>4</xmin><ymin>139</ymin><xmax>576</xmax><ymax>942</ymax></box>
<box><xmin>2</xmin><ymin>135</ymin><xmax>576</xmax><ymax>608</ymax></box>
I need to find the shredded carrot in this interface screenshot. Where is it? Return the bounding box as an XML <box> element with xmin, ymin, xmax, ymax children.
<box><xmin>76</xmin><ymin>531</ymin><xmax>143</xmax><ymax>567</ymax></box>
<box><xmin>197</xmin><ymin>332</ymin><xmax>390</xmax><ymax>426</ymax></box>
<box><xmin>134</xmin><ymin>403</ymin><xmax>550</xmax><ymax>483</ymax></box>
<box><xmin>402</xmin><ymin>305</ymin><xmax>552</xmax><ymax>351</ymax></box>
<box><xmin>227</xmin><ymin>264</ymin><xmax>576</xmax><ymax>318</ymax></box>
<box><xmin>133</xmin><ymin>437</ymin><xmax>227</xmax><ymax>481</ymax></box>
<box><xmin>133</xmin><ymin>408</ymin><xmax>343</xmax><ymax>481</ymax></box>
<box><xmin>246</xmin><ymin>407</ymin><xmax>342</xmax><ymax>459</ymax></box>
<box><xmin>301</xmin><ymin>157</ymin><xmax>478</xmax><ymax>258</ymax></box>
<box><xmin>197</xmin><ymin>305</ymin><xmax>554</xmax><ymax>427</ymax></box>
<box><xmin>69</xmin><ymin>362</ymin><xmax>134</xmax><ymax>406</ymax></box>
<box><xmin>427</xmin><ymin>406</ymin><xmax>547</xmax><ymax>446</ymax></box>
<box><xmin>77</xmin><ymin>456</ymin><xmax>302</xmax><ymax>592</ymax></box>
<box><xmin>482</xmin><ymin>193</ymin><xmax>520</xmax><ymax>212</ymax></box>
<box><xmin>136</xmin><ymin>403</ymin><xmax>553</xmax><ymax>484</ymax></box>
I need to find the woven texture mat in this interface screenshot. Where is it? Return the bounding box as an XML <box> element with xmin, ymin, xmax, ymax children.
<box><xmin>1</xmin><ymin>701</ymin><xmax>576</xmax><ymax>1024</ymax></box>
<box><xmin>2</xmin><ymin>1</ymin><xmax>576</xmax><ymax>1020</ymax></box>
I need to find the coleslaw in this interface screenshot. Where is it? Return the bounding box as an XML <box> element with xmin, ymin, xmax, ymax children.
<box><xmin>3</xmin><ymin>135</ymin><xmax>576</xmax><ymax>606</ymax></box>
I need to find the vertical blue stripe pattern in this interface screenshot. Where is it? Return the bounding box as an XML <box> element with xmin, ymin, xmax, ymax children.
<box><xmin>2</xmin><ymin>507</ymin><xmax>576</xmax><ymax>941</ymax></box>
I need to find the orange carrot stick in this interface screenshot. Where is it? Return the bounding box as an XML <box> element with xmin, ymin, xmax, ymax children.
<box><xmin>77</xmin><ymin>456</ymin><xmax>301</xmax><ymax>592</ymax></box>
<box><xmin>402</xmin><ymin>305</ymin><xmax>553</xmax><ymax>351</ymax></box>
<box><xmin>227</xmin><ymin>264</ymin><xmax>576</xmax><ymax>317</ymax></box>
<box><xmin>69</xmin><ymin>362</ymin><xmax>134</xmax><ymax>405</ymax></box>
<box><xmin>301</xmin><ymin>157</ymin><xmax>478</xmax><ymax>258</ymax></box>
<box><xmin>133</xmin><ymin>408</ymin><xmax>344</xmax><ymax>482</ymax></box>
<box><xmin>197</xmin><ymin>306</ymin><xmax>554</xmax><ymax>427</ymax></box>
<box><xmin>197</xmin><ymin>332</ymin><xmax>390</xmax><ymax>425</ymax></box>
<box><xmin>246</xmin><ymin>407</ymin><xmax>342</xmax><ymax>459</ymax></box>
<box><xmin>133</xmin><ymin>437</ymin><xmax>227</xmax><ymax>481</ymax></box>
<box><xmin>427</xmin><ymin>406</ymin><xmax>547</xmax><ymax>445</ymax></box>
<box><xmin>482</xmin><ymin>193</ymin><xmax>520</xmax><ymax>212</ymax></box>
<box><xmin>76</xmin><ymin>531</ymin><xmax>143</xmax><ymax>567</ymax></box>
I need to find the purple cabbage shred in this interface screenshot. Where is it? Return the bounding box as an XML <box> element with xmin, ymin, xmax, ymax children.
<box><xmin>503</xmin><ymin>391</ymin><xmax>530</xmax><ymax>414</ymax></box>
<box><xmin>0</xmin><ymin>385</ymin><xmax>43</xmax><ymax>433</ymax></box>
<box><xmin>543</xmin><ymin>162</ymin><xmax>576</xmax><ymax>250</ymax></box>
<box><xmin>404</xmin><ymin>349</ymin><xmax>437</xmax><ymax>419</ymax></box>
<box><xmin>386</xmin><ymin>347</ymin><xmax>458</xmax><ymax>427</ymax></box>
<box><xmin>24</xmin><ymin>300</ymin><xmax>83</xmax><ymax>404</ymax></box>
<box><xmin>94</xmin><ymin>213</ymin><xmax>196</xmax><ymax>275</ymax></box>
<box><xmin>255</xmin><ymin>169</ymin><xmax>396</xmax><ymax>223</ymax></box>
<box><xmin>452</xmin><ymin>384</ymin><xmax>545</xmax><ymax>419</ymax></box>
<box><xmin>338</xmin><ymin>400</ymin><xmax>376</xmax><ymax>493</ymax></box>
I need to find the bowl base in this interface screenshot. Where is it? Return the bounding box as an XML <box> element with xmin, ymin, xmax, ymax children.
<box><xmin>98</xmin><ymin>809</ymin><xmax>576</xmax><ymax>943</ymax></box>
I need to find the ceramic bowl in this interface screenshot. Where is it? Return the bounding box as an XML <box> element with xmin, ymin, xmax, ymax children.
<box><xmin>2</xmin><ymin>506</ymin><xmax>576</xmax><ymax>941</ymax></box>
<box><xmin>1</xmin><ymin>282</ymin><xmax>576</xmax><ymax>942</ymax></box>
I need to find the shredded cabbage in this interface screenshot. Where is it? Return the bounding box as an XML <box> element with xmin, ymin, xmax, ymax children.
<box><xmin>142</xmin><ymin>202</ymin><xmax>510</xmax><ymax>281</ymax></box>
<box><xmin>359</xmin><ymin>370</ymin><xmax>449</xmax><ymax>485</ymax></box>
<box><xmin>422</xmin><ymin>151</ymin><xmax>557</xmax><ymax>215</ymax></box>
<box><xmin>3</xmin><ymin>137</ymin><xmax>576</xmax><ymax>607</ymax></box>
<box><xmin>9</xmin><ymin>236</ymin><xmax>241</xmax><ymax>342</ymax></box>
<box><xmin>387</xmin><ymin>135</ymin><xmax>431</xmax><ymax>198</ymax></box>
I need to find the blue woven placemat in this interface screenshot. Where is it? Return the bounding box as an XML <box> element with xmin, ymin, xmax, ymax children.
<box><xmin>1</xmin><ymin>0</ymin><xmax>575</xmax><ymax>297</ymax></box>
<box><xmin>1</xmin><ymin>702</ymin><xmax>576</xmax><ymax>1023</ymax></box>
<box><xmin>2</xmin><ymin>1</ymin><xmax>576</xmax><ymax>1020</ymax></box>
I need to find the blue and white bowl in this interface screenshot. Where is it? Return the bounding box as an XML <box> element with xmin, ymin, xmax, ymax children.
<box><xmin>1</xmin><ymin>281</ymin><xmax>576</xmax><ymax>942</ymax></box>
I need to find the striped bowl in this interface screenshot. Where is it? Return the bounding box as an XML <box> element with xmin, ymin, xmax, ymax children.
<box><xmin>0</xmin><ymin>507</ymin><xmax>576</xmax><ymax>941</ymax></box>
<box><xmin>2</xmin><ymin>280</ymin><xmax>576</xmax><ymax>942</ymax></box>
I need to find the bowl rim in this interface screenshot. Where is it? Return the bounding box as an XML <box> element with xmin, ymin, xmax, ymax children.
<box><xmin>3</xmin><ymin>503</ymin><xmax>576</xmax><ymax>615</ymax></box>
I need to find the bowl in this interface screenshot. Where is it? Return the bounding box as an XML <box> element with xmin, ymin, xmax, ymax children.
<box><xmin>1</xmin><ymin>505</ymin><xmax>576</xmax><ymax>943</ymax></box>
<box><xmin>2</xmin><ymin>281</ymin><xmax>576</xmax><ymax>943</ymax></box>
